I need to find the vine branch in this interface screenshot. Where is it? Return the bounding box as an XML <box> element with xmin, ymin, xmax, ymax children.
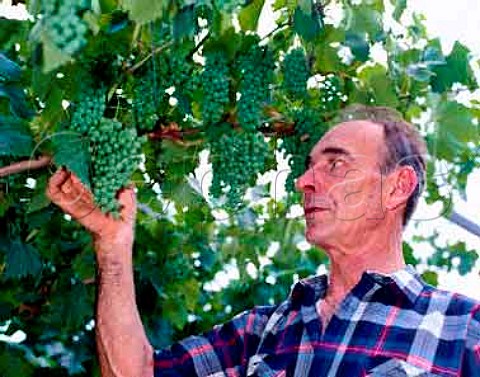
<box><xmin>0</xmin><ymin>155</ymin><xmax>52</xmax><ymax>178</ymax></box>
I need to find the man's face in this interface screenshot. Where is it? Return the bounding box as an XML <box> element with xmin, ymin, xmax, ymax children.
<box><xmin>296</xmin><ymin>120</ymin><xmax>388</xmax><ymax>250</ymax></box>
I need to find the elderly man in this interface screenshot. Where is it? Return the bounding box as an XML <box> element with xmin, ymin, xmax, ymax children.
<box><xmin>47</xmin><ymin>106</ymin><xmax>480</xmax><ymax>376</ymax></box>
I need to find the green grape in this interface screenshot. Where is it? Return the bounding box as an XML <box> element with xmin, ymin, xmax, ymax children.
<box><xmin>69</xmin><ymin>88</ymin><xmax>105</xmax><ymax>134</ymax></box>
<box><xmin>320</xmin><ymin>74</ymin><xmax>344</xmax><ymax>112</ymax></box>
<box><xmin>281</xmin><ymin>108</ymin><xmax>329</xmax><ymax>192</ymax></box>
<box><xmin>45</xmin><ymin>5</ymin><xmax>87</xmax><ymax>55</ymax></box>
<box><xmin>201</xmin><ymin>52</ymin><xmax>229</xmax><ymax>125</ymax></box>
<box><xmin>209</xmin><ymin>127</ymin><xmax>269</xmax><ymax>209</ymax></box>
<box><xmin>133</xmin><ymin>76</ymin><xmax>159</xmax><ymax>131</ymax></box>
<box><xmin>88</xmin><ymin>118</ymin><xmax>146</xmax><ymax>217</ymax></box>
<box><xmin>237</xmin><ymin>43</ymin><xmax>275</xmax><ymax>131</ymax></box>
<box><xmin>282</xmin><ymin>48</ymin><xmax>309</xmax><ymax>100</ymax></box>
<box><xmin>42</xmin><ymin>0</ymin><xmax>57</xmax><ymax>15</ymax></box>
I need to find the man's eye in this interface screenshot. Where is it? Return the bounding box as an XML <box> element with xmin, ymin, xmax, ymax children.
<box><xmin>330</xmin><ymin>159</ymin><xmax>344</xmax><ymax>171</ymax></box>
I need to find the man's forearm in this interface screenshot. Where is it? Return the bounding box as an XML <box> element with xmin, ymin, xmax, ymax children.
<box><xmin>95</xmin><ymin>240</ymin><xmax>154</xmax><ymax>377</ymax></box>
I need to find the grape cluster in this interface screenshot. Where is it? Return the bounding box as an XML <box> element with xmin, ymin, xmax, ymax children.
<box><xmin>319</xmin><ymin>74</ymin><xmax>344</xmax><ymax>112</ymax></box>
<box><xmin>201</xmin><ymin>52</ymin><xmax>230</xmax><ymax>125</ymax></box>
<box><xmin>210</xmin><ymin>128</ymin><xmax>269</xmax><ymax>209</ymax></box>
<box><xmin>45</xmin><ymin>5</ymin><xmax>88</xmax><ymax>55</ymax></box>
<box><xmin>42</xmin><ymin>0</ymin><xmax>90</xmax><ymax>15</ymax></box>
<box><xmin>69</xmin><ymin>88</ymin><xmax>105</xmax><ymax>134</ymax></box>
<box><xmin>88</xmin><ymin>118</ymin><xmax>146</xmax><ymax>217</ymax></box>
<box><xmin>282</xmin><ymin>48</ymin><xmax>309</xmax><ymax>100</ymax></box>
<box><xmin>237</xmin><ymin>44</ymin><xmax>275</xmax><ymax>131</ymax></box>
<box><xmin>133</xmin><ymin>77</ymin><xmax>159</xmax><ymax>131</ymax></box>
<box><xmin>281</xmin><ymin>108</ymin><xmax>329</xmax><ymax>192</ymax></box>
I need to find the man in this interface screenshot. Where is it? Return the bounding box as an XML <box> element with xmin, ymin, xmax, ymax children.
<box><xmin>47</xmin><ymin>106</ymin><xmax>480</xmax><ymax>376</ymax></box>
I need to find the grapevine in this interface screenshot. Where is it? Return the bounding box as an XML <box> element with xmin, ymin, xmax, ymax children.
<box><xmin>237</xmin><ymin>43</ymin><xmax>275</xmax><ymax>131</ymax></box>
<box><xmin>133</xmin><ymin>76</ymin><xmax>161</xmax><ymax>131</ymax></box>
<box><xmin>44</xmin><ymin>4</ymin><xmax>88</xmax><ymax>55</ymax></box>
<box><xmin>201</xmin><ymin>52</ymin><xmax>230</xmax><ymax>125</ymax></box>
<box><xmin>281</xmin><ymin>48</ymin><xmax>310</xmax><ymax>100</ymax></box>
<box><xmin>69</xmin><ymin>88</ymin><xmax>105</xmax><ymax>134</ymax></box>
<box><xmin>319</xmin><ymin>74</ymin><xmax>344</xmax><ymax>112</ymax></box>
<box><xmin>281</xmin><ymin>108</ymin><xmax>329</xmax><ymax>191</ymax></box>
<box><xmin>209</xmin><ymin>126</ymin><xmax>269</xmax><ymax>209</ymax></box>
<box><xmin>88</xmin><ymin>118</ymin><xmax>146</xmax><ymax>217</ymax></box>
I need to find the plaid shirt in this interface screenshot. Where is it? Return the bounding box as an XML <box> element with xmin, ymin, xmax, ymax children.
<box><xmin>153</xmin><ymin>265</ymin><xmax>480</xmax><ymax>376</ymax></box>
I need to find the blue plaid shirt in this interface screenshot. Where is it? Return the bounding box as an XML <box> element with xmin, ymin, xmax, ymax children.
<box><xmin>153</xmin><ymin>265</ymin><xmax>480</xmax><ymax>376</ymax></box>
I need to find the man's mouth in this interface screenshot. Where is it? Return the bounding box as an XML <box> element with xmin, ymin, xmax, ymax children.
<box><xmin>304</xmin><ymin>207</ymin><xmax>329</xmax><ymax>216</ymax></box>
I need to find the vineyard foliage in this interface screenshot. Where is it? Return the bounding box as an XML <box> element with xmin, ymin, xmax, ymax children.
<box><xmin>1</xmin><ymin>0</ymin><xmax>480</xmax><ymax>375</ymax></box>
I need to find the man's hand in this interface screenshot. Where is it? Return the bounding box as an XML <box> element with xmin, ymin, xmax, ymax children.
<box><xmin>46</xmin><ymin>167</ymin><xmax>137</xmax><ymax>248</ymax></box>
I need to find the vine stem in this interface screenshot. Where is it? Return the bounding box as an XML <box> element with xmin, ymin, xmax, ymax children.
<box><xmin>128</xmin><ymin>41</ymin><xmax>174</xmax><ymax>74</ymax></box>
<box><xmin>0</xmin><ymin>155</ymin><xmax>52</xmax><ymax>178</ymax></box>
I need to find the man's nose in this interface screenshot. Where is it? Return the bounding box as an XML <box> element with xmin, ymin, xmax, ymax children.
<box><xmin>296</xmin><ymin>168</ymin><xmax>316</xmax><ymax>193</ymax></box>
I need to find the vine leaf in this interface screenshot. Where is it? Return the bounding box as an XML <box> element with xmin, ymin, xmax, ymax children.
<box><xmin>0</xmin><ymin>116</ymin><xmax>34</xmax><ymax>157</ymax></box>
<box><xmin>40</xmin><ymin>31</ymin><xmax>72</xmax><ymax>73</ymax></box>
<box><xmin>431</xmin><ymin>101</ymin><xmax>476</xmax><ymax>161</ymax></box>
<box><xmin>0</xmin><ymin>53</ymin><xmax>22</xmax><ymax>82</ymax></box>
<box><xmin>4</xmin><ymin>240</ymin><xmax>42</xmax><ymax>280</ymax></box>
<box><xmin>392</xmin><ymin>0</ymin><xmax>407</xmax><ymax>21</ymax></box>
<box><xmin>120</xmin><ymin>0</ymin><xmax>167</xmax><ymax>25</ymax></box>
<box><xmin>173</xmin><ymin>6</ymin><xmax>196</xmax><ymax>40</ymax></box>
<box><xmin>358</xmin><ymin>65</ymin><xmax>399</xmax><ymax>107</ymax></box>
<box><xmin>0</xmin><ymin>344</ymin><xmax>34</xmax><ymax>377</ymax></box>
<box><xmin>238</xmin><ymin>0</ymin><xmax>265</xmax><ymax>32</ymax></box>
<box><xmin>293</xmin><ymin>2</ymin><xmax>323</xmax><ymax>41</ymax></box>
<box><xmin>51</xmin><ymin>132</ymin><xmax>92</xmax><ymax>190</ymax></box>
<box><xmin>431</xmin><ymin>42</ymin><xmax>475</xmax><ymax>93</ymax></box>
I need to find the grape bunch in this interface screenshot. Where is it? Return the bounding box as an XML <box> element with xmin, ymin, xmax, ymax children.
<box><xmin>210</xmin><ymin>127</ymin><xmax>269</xmax><ymax>209</ymax></box>
<box><xmin>201</xmin><ymin>52</ymin><xmax>230</xmax><ymax>125</ymax></box>
<box><xmin>41</xmin><ymin>0</ymin><xmax>90</xmax><ymax>15</ymax></box>
<box><xmin>69</xmin><ymin>88</ymin><xmax>105</xmax><ymax>134</ymax></box>
<box><xmin>45</xmin><ymin>4</ymin><xmax>88</xmax><ymax>55</ymax></box>
<box><xmin>319</xmin><ymin>74</ymin><xmax>344</xmax><ymax>112</ymax></box>
<box><xmin>133</xmin><ymin>76</ymin><xmax>160</xmax><ymax>131</ymax></box>
<box><xmin>88</xmin><ymin>118</ymin><xmax>146</xmax><ymax>217</ymax></box>
<box><xmin>281</xmin><ymin>108</ymin><xmax>329</xmax><ymax>192</ymax></box>
<box><xmin>237</xmin><ymin>44</ymin><xmax>275</xmax><ymax>131</ymax></box>
<box><xmin>282</xmin><ymin>48</ymin><xmax>309</xmax><ymax>100</ymax></box>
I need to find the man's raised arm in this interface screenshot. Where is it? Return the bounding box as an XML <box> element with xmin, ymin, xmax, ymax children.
<box><xmin>46</xmin><ymin>168</ymin><xmax>153</xmax><ymax>377</ymax></box>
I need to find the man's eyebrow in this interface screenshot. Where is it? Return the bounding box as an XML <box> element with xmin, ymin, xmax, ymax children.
<box><xmin>319</xmin><ymin>147</ymin><xmax>352</xmax><ymax>158</ymax></box>
<box><xmin>305</xmin><ymin>147</ymin><xmax>353</xmax><ymax>170</ymax></box>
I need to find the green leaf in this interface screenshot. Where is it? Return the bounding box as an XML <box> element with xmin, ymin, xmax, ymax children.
<box><xmin>120</xmin><ymin>0</ymin><xmax>167</xmax><ymax>25</ymax></box>
<box><xmin>293</xmin><ymin>5</ymin><xmax>323</xmax><ymax>41</ymax></box>
<box><xmin>3</xmin><ymin>240</ymin><xmax>42</xmax><ymax>280</ymax></box>
<box><xmin>0</xmin><ymin>344</ymin><xmax>34</xmax><ymax>377</ymax></box>
<box><xmin>26</xmin><ymin>175</ymin><xmax>51</xmax><ymax>213</ymax></box>
<box><xmin>431</xmin><ymin>101</ymin><xmax>476</xmax><ymax>160</ymax></box>
<box><xmin>345</xmin><ymin>32</ymin><xmax>370</xmax><ymax>63</ymax></box>
<box><xmin>51</xmin><ymin>132</ymin><xmax>92</xmax><ymax>190</ymax></box>
<box><xmin>40</xmin><ymin>31</ymin><xmax>72</xmax><ymax>73</ymax></box>
<box><xmin>358</xmin><ymin>64</ymin><xmax>399</xmax><ymax>107</ymax></box>
<box><xmin>49</xmin><ymin>280</ymin><xmax>92</xmax><ymax>331</ymax></box>
<box><xmin>406</xmin><ymin>64</ymin><xmax>435</xmax><ymax>82</ymax></box>
<box><xmin>173</xmin><ymin>6</ymin><xmax>196</xmax><ymax>40</ymax></box>
<box><xmin>0</xmin><ymin>116</ymin><xmax>34</xmax><ymax>157</ymax></box>
<box><xmin>238</xmin><ymin>0</ymin><xmax>265</xmax><ymax>31</ymax></box>
<box><xmin>0</xmin><ymin>53</ymin><xmax>22</xmax><ymax>82</ymax></box>
<box><xmin>0</xmin><ymin>84</ymin><xmax>35</xmax><ymax>119</ymax></box>
<box><xmin>421</xmin><ymin>270</ymin><xmax>438</xmax><ymax>287</ymax></box>
<box><xmin>392</xmin><ymin>0</ymin><xmax>407</xmax><ymax>21</ymax></box>
<box><xmin>431</xmin><ymin>42</ymin><xmax>475</xmax><ymax>93</ymax></box>
<box><xmin>346</xmin><ymin>3</ymin><xmax>383</xmax><ymax>37</ymax></box>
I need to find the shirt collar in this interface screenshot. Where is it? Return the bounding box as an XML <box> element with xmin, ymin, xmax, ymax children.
<box><xmin>290</xmin><ymin>264</ymin><xmax>424</xmax><ymax>307</ymax></box>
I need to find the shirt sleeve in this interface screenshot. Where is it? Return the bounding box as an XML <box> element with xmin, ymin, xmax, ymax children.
<box><xmin>153</xmin><ymin>305</ymin><xmax>275</xmax><ymax>377</ymax></box>
<box><xmin>461</xmin><ymin>305</ymin><xmax>480</xmax><ymax>376</ymax></box>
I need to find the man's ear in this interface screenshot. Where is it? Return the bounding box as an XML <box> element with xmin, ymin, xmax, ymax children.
<box><xmin>385</xmin><ymin>165</ymin><xmax>418</xmax><ymax>211</ymax></box>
